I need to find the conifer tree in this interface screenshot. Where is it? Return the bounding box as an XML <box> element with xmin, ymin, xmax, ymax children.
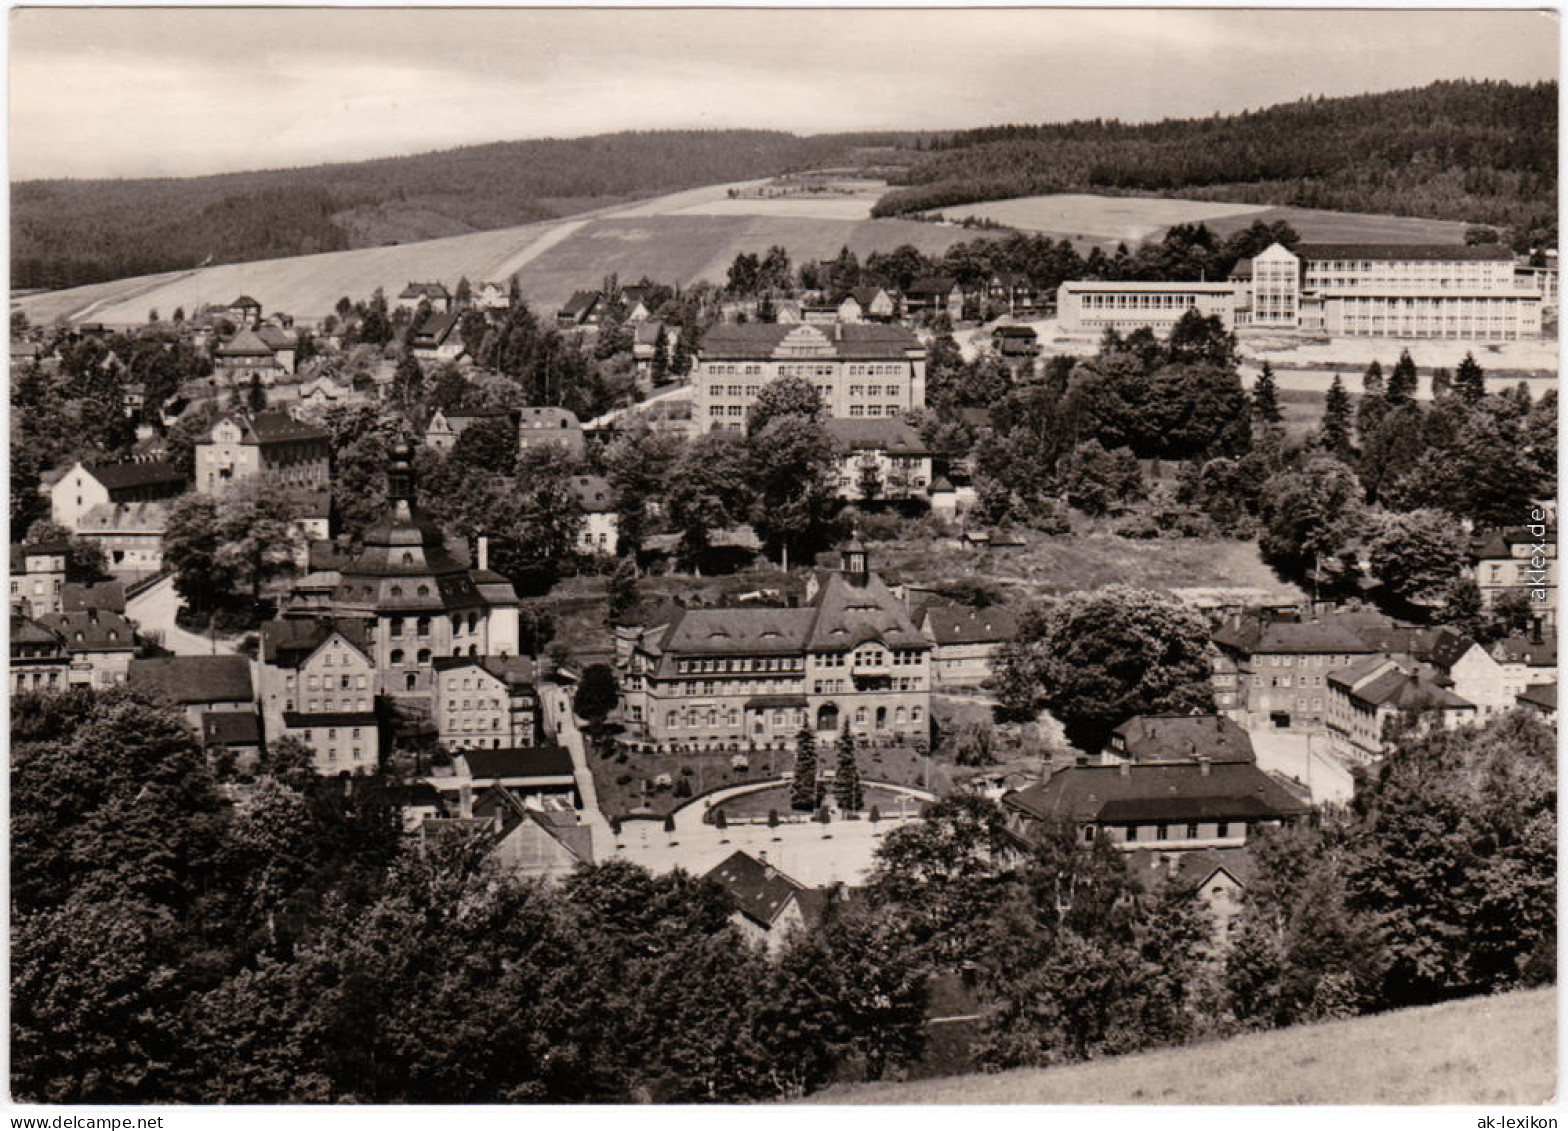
<box><xmin>1455</xmin><ymin>352</ymin><xmax>1487</xmax><ymax>405</ymax></box>
<box><xmin>791</xmin><ymin>727</ymin><xmax>817</xmax><ymax>811</ymax></box>
<box><xmin>1321</xmin><ymin>374</ymin><xmax>1352</xmax><ymax>454</ymax></box>
<box><xmin>834</xmin><ymin>726</ymin><xmax>862</xmax><ymax>812</ymax></box>
<box><xmin>1385</xmin><ymin>349</ymin><xmax>1418</xmax><ymax>406</ymax></box>
<box><xmin>1252</xmin><ymin>362</ymin><xmax>1282</xmax><ymax>424</ymax></box>
<box><xmin>1362</xmin><ymin>360</ymin><xmax>1385</xmax><ymax>398</ymax></box>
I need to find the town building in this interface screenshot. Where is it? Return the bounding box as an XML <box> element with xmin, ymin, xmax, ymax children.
<box><xmin>704</xmin><ymin>850</ymin><xmax>815</xmax><ymax>953</ymax></box>
<box><xmin>397</xmin><ymin>282</ymin><xmax>453</xmax><ymax>315</ymax></box>
<box><xmin>693</xmin><ymin>322</ymin><xmax>927</xmax><ymax>433</ymax></box>
<box><xmin>557</xmin><ymin>291</ymin><xmax>604</xmax><ymax>328</ymax></box>
<box><xmin>991</xmin><ymin>324</ymin><xmax>1042</xmax><ymax>366</ymax></box>
<box><xmin>631</xmin><ymin>321</ymin><xmax>669</xmax><ymax>384</ymax></box>
<box><xmin>517</xmin><ymin>405</ymin><xmax>586</xmax><ymax>460</ymax></box>
<box><xmin>127</xmin><ymin>655</ymin><xmax>257</xmax><ymax>734</ymax></box>
<box><xmin>279</xmin><ymin>710</ymin><xmax>384</xmax><ymax>775</ymax></box>
<box><xmin>50</xmin><ymin>458</ymin><xmax>184</xmax><ymax>532</ymax></box>
<box><xmin>1210</xmin><ymin>615</ymin><xmax>1380</xmax><ymax>731</ymax></box>
<box><xmin>200</xmin><ymin>712</ymin><xmax>264</xmax><ymax>767</ymax></box>
<box><xmin>838</xmin><ymin>287</ymin><xmax>897</xmax><ymax>324</ymax></box>
<box><xmin>214</xmin><ymin>295</ymin><xmax>263</xmax><ymax>327</ymax></box>
<box><xmin>903</xmin><ymin>276</ymin><xmax>964</xmax><ymax>322</ymax></box>
<box><xmin>423</xmin><ymin>408</ymin><xmax>515</xmax><ymax>455</ymax></box>
<box><xmin>1325</xmin><ymin>656</ymin><xmax>1477</xmax><ymax>765</ymax></box>
<box><xmin>1128</xmin><ymin>847</ymin><xmax>1256</xmax><ymax>947</ymax></box>
<box><xmin>195</xmin><ymin>410</ymin><xmax>332</xmax><ymax>495</ymax></box>
<box><xmin>469</xmin><ymin>788</ymin><xmax>594</xmax><ymax>880</ymax></box>
<box><xmin>10</xmin><ymin>616</ymin><xmax>71</xmax><ymax>693</ymax></box>
<box><xmin>618</xmin><ymin>541</ymin><xmax>932</xmax><ymax>751</ymax></box>
<box><xmin>74</xmin><ymin>502</ymin><xmax>171</xmax><ymax>578</ymax></box>
<box><xmin>1469</xmin><ymin>526</ymin><xmax>1556</xmax><ymax>629</ymax></box>
<box><xmin>409</xmin><ymin>310</ymin><xmax>464</xmax><ymax>361</ymax></box>
<box><xmin>447</xmin><ymin>746</ymin><xmax>580</xmax><ymax>808</ymax></box>
<box><xmin>258</xmin><ymin>618</ymin><xmax>377</xmax><ymax>745</ymax></box>
<box><xmin>432</xmin><ymin>655</ymin><xmax>540</xmax><ymax>751</ymax></box>
<box><xmin>915</xmin><ymin>600</ymin><xmax>1017</xmax><ymax>689</ymax></box>
<box><xmin>303</xmin><ymin>443</ymin><xmax>522</xmax><ymax>701</ymax></box>
<box><xmin>1104</xmin><ymin>714</ymin><xmax>1256</xmax><ymax>765</ymax></box>
<box><xmin>985</xmin><ymin>272</ymin><xmax>1040</xmax><ymax>317</ymax></box>
<box><xmin>1516</xmin><ymin>683</ymin><xmax>1557</xmax><ymax>726</ymax></box>
<box><xmin>1489</xmin><ymin>630</ymin><xmax>1558</xmax><ymax>701</ymax></box>
<box><xmin>61</xmin><ymin>580</ymin><xmax>126</xmax><ymax>616</ymax></box>
<box><xmin>474</xmin><ymin>281</ymin><xmax>512</xmax><ymax>311</ymax></box>
<box><xmin>823</xmin><ymin>418</ymin><xmax>933</xmax><ymax>502</ymax></box>
<box><xmin>214</xmin><ymin>328</ymin><xmax>287</xmax><ymax>383</ymax></box>
<box><xmin>1056</xmin><ymin>281</ymin><xmax>1240</xmax><ymax>335</ymax></box>
<box><xmin>1002</xmin><ymin>758</ymin><xmax>1311</xmax><ymax>852</ymax></box>
<box><xmin>38</xmin><ymin>609</ymin><xmax>138</xmax><ymax>688</ymax></box>
<box><xmin>9</xmin><ymin>541</ymin><xmax>68</xmax><ymax>617</ymax></box>
<box><xmin>570</xmin><ymin>474</ymin><xmax>619</xmax><ymax>556</ymax></box>
<box><xmin>1248</xmin><ymin>241</ymin><xmax>1542</xmax><ymax>339</ymax></box>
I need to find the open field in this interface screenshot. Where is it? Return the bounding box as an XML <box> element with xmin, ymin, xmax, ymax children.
<box><xmin>16</xmin><ymin>180</ymin><xmax>969</xmax><ymax>326</ymax></box>
<box><xmin>811</xmin><ymin>986</ymin><xmax>1556</xmax><ymax>1105</ymax></box>
<box><xmin>941</xmin><ymin>193</ymin><xmax>1271</xmax><ymax>242</ymax></box>
<box><xmin>1201</xmin><ymin>203</ymin><xmax>1473</xmax><ymax>245</ymax></box>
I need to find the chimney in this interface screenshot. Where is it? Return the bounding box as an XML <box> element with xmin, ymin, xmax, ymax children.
<box><xmin>477</xmin><ymin>535</ymin><xmax>489</xmax><ymax>572</ymax></box>
<box><xmin>458</xmin><ymin>783</ymin><xmax>472</xmax><ymax>819</ymax></box>
<box><xmin>1198</xmin><ymin>755</ymin><xmax>1212</xmax><ymax>777</ymax></box>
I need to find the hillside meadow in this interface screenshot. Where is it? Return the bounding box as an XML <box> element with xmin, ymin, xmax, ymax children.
<box><xmin>810</xmin><ymin>986</ymin><xmax>1556</xmax><ymax>1105</ymax></box>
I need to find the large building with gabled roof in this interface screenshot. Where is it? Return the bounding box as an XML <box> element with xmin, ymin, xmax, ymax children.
<box><xmin>618</xmin><ymin>541</ymin><xmax>931</xmax><ymax>751</ymax></box>
<box><xmin>693</xmin><ymin>322</ymin><xmax>927</xmax><ymax>432</ymax></box>
<box><xmin>195</xmin><ymin>409</ymin><xmax>331</xmax><ymax>495</ymax></box>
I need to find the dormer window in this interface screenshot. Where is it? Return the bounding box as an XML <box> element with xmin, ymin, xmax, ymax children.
<box><xmin>402</xmin><ymin>552</ymin><xmax>414</xmax><ymax>566</ymax></box>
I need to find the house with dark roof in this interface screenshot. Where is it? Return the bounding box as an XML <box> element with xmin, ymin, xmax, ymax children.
<box><xmin>517</xmin><ymin>405</ymin><xmax>585</xmax><ymax>460</ymax></box>
<box><xmin>433</xmin><ymin>654</ymin><xmax>540</xmax><ymax>751</ymax></box>
<box><xmin>1469</xmin><ymin>525</ymin><xmax>1556</xmax><ymax>630</ymax></box>
<box><xmin>447</xmin><ymin>745</ymin><xmax>579</xmax><ymax>808</ymax></box>
<box><xmin>10</xmin><ymin>615</ymin><xmax>71</xmax><ymax>694</ymax></box>
<box><xmin>619</xmin><ymin>541</ymin><xmax>931</xmax><ymax>751</ymax></box>
<box><xmin>1516</xmin><ymin>683</ymin><xmax>1556</xmax><ymax>726</ymax></box>
<box><xmin>214</xmin><ymin>327</ymin><xmax>286</xmax><ymax>383</ymax></box>
<box><xmin>570</xmin><ymin>474</ymin><xmax>618</xmax><ymax>555</ymax></box>
<box><xmin>423</xmin><ymin>407</ymin><xmax>515</xmax><ymax>455</ymax></box>
<box><xmin>1001</xmin><ymin>758</ymin><xmax>1310</xmax><ymax>854</ymax></box>
<box><xmin>903</xmin><ymin>276</ymin><xmax>964</xmax><ymax>321</ymax></box>
<box><xmin>557</xmin><ymin>290</ymin><xmax>604</xmax><ymax>328</ymax></box>
<box><xmin>409</xmin><ymin>309</ymin><xmax>465</xmax><ymax>361</ymax></box>
<box><xmin>195</xmin><ymin>409</ymin><xmax>331</xmax><ymax>495</ymax></box>
<box><xmin>129</xmin><ymin>655</ymin><xmax>256</xmax><ymax>732</ymax></box>
<box><xmin>1325</xmin><ymin>656</ymin><xmax>1477</xmax><ymax>765</ymax></box>
<box><xmin>470</xmin><ymin>788</ymin><xmax>593</xmax><ymax>880</ymax></box>
<box><xmin>397</xmin><ymin>282</ymin><xmax>453</xmax><ymax>314</ymax></box>
<box><xmin>823</xmin><ymin>418</ymin><xmax>933</xmax><ymax>502</ymax></box>
<box><xmin>61</xmin><ymin>580</ymin><xmax>126</xmax><ymax>616</ymax></box>
<box><xmin>1211</xmin><ymin>614</ymin><xmax>1379</xmax><ymax>731</ymax></box>
<box><xmin>837</xmin><ymin>286</ymin><xmax>897</xmax><ymax>324</ymax></box>
<box><xmin>695</xmin><ymin>322</ymin><xmax>927</xmax><ymax>432</ymax></box>
<box><xmin>280</xmin><ymin>711</ymin><xmax>384</xmax><ymax>774</ymax></box>
<box><xmin>704</xmin><ymin>850</ymin><xmax>813</xmax><ymax>952</ymax></box>
<box><xmin>216</xmin><ymin>295</ymin><xmax>263</xmax><ymax>326</ymax></box>
<box><xmin>991</xmin><ymin>323</ymin><xmax>1041</xmax><ymax>360</ymax></box>
<box><xmin>916</xmin><ymin>600</ymin><xmax>1017</xmax><ymax>689</ymax></box>
<box><xmin>257</xmin><ymin>618</ymin><xmax>377</xmax><ymax>768</ymax></box>
<box><xmin>201</xmin><ymin>711</ymin><xmax>264</xmax><ymax>764</ymax></box>
<box><xmin>1128</xmin><ymin>846</ymin><xmax>1258</xmax><ymax>947</ymax></box>
<box><xmin>474</xmin><ymin>281</ymin><xmax>512</xmax><ymax>311</ymax></box>
<box><xmin>1105</xmin><ymin>714</ymin><xmax>1256</xmax><ymax>766</ymax></box>
<box><xmin>38</xmin><ymin>608</ymin><xmax>138</xmax><ymax>687</ymax></box>
<box><xmin>50</xmin><ymin>458</ymin><xmax>185</xmax><ymax>532</ymax></box>
<box><xmin>985</xmin><ymin>271</ymin><xmax>1040</xmax><ymax>316</ymax></box>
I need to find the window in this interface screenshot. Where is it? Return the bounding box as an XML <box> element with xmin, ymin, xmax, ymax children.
<box><xmin>1156</xmin><ymin>825</ymin><xmax>1168</xmax><ymax>841</ymax></box>
<box><xmin>390</xmin><ymin>649</ymin><xmax>405</xmax><ymax>665</ymax></box>
<box><xmin>1216</xmin><ymin>822</ymin><xmax>1230</xmax><ymax>838</ymax></box>
<box><xmin>1125</xmin><ymin>826</ymin><xmax>1138</xmax><ymax>842</ymax></box>
<box><xmin>1083</xmin><ymin>827</ymin><xmax>1094</xmax><ymax>843</ymax></box>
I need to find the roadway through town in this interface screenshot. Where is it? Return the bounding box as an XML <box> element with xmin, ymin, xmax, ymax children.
<box><xmin>126</xmin><ymin>574</ymin><xmax>239</xmax><ymax>657</ymax></box>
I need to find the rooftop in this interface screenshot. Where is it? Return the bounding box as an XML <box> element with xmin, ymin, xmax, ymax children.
<box><xmin>1004</xmin><ymin>761</ymin><xmax>1311</xmax><ymax>826</ymax></box>
<box><xmin>129</xmin><ymin>655</ymin><xmax>255</xmax><ymax>704</ymax></box>
<box><xmin>458</xmin><ymin>745</ymin><xmax>575</xmax><ymax>781</ymax></box>
<box><xmin>704</xmin><ymin>850</ymin><xmax>808</xmax><ymax>928</ymax></box>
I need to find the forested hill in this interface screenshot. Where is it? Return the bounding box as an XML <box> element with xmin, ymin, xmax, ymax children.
<box><xmin>13</xmin><ymin>130</ymin><xmax>897</xmax><ymax>291</ymax></box>
<box><xmin>874</xmin><ymin>80</ymin><xmax>1557</xmax><ymax>246</ymax></box>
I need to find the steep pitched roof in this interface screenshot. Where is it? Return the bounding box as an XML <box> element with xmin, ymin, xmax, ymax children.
<box><xmin>704</xmin><ymin>850</ymin><xmax>808</xmax><ymax>929</ymax></box>
<box><xmin>411</xmin><ymin>310</ymin><xmax>461</xmax><ymax>347</ymax></box>
<box><xmin>559</xmin><ymin>290</ymin><xmax>601</xmax><ymax>317</ymax></box>
<box><xmin>1518</xmin><ymin>683</ymin><xmax>1557</xmax><ymax>711</ymax></box>
<box><xmin>260</xmin><ymin>617</ymin><xmax>372</xmax><ymax>667</ymax></box>
<box><xmin>570</xmin><ymin>474</ymin><xmax>614</xmax><ymax>513</ymax></box>
<box><xmin>905</xmin><ymin>275</ymin><xmax>959</xmax><ymax>297</ymax></box>
<box><xmin>1004</xmin><ymin>761</ymin><xmax>1311</xmax><ymax>826</ymax></box>
<box><xmin>11</xmin><ymin>616</ymin><xmax>62</xmax><ymax>648</ymax></box>
<box><xmin>805</xmin><ymin>567</ymin><xmax>929</xmax><ymax>653</ymax></box>
<box><xmin>1211</xmin><ymin>617</ymin><xmax>1376</xmax><ymax>656</ymax></box>
<box><xmin>219</xmin><ymin>409</ymin><xmax>330</xmax><ymax>445</ymax></box>
<box><xmin>201</xmin><ymin>711</ymin><xmax>263</xmax><ymax>748</ymax></box>
<box><xmin>660</xmin><ymin>606</ymin><xmax>817</xmax><ymax>656</ymax></box>
<box><xmin>399</xmin><ymin>282</ymin><xmax>451</xmax><ymax>300</ymax></box>
<box><xmin>129</xmin><ymin>655</ymin><xmax>254</xmax><ymax>704</ymax></box>
<box><xmin>59</xmin><ymin>582</ymin><xmax>124</xmax><ymax>614</ymax></box>
<box><xmin>1110</xmin><ymin>714</ymin><xmax>1256</xmax><ymax>764</ymax></box>
<box><xmin>824</xmin><ymin>417</ymin><xmax>930</xmax><ymax>456</ymax></box>
<box><xmin>81</xmin><ymin>459</ymin><xmax>185</xmax><ymax>493</ymax></box>
<box><xmin>216</xmin><ymin>328</ymin><xmax>277</xmax><ymax>358</ymax></box>
<box><xmin>38</xmin><ymin>610</ymin><xmax>137</xmax><ymax>653</ymax></box>
<box><xmin>920</xmin><ymin>601</ymin><xmax>1018</xmax><ymax>646</ymax></box>
<box><xmin>1491</xmin><ymin>633</ymin><xmax>1557</xmax><ymax>667</ymax></box>
<box><xmin>698</xmin><ymin>322</ymin><xmax>922</xmax><ymax>361</ymax></box>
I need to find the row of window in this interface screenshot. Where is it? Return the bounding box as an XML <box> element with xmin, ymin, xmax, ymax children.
<box><xmin>845</xmin><ymin>405</ymin><xmax>904</xmax><ymax>418</ymax></box>
<box><xmin>1098</xmin><ymin>820</ymin><xmax>1242</xmax><ymax>843</ymax></box>
<box><xmin>677</xmin><ymin>656</ymin><xmax>804</xmax><ymax>674</ymax></box>
<box><xmin>845</xmin><ymin>384</ymin><xmax>901</xmax><ymax>397</ymax></box>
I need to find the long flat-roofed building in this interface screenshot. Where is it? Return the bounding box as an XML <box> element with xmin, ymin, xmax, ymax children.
<box><xmin>693</xmin><ymin>322</ymin><xmax>927</xmax><ymax>432</ymax></box>
<box><xmin>1056</xmin><ymin>281</ymin><xmax>1239</xmax><ymax>336</ymax></box>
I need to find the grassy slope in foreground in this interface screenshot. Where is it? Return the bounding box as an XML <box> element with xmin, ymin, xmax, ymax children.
<box><xmin>810</xmin><ymin>987</ymin><xmax>1556</xmax><ymax>1105</ymax></box>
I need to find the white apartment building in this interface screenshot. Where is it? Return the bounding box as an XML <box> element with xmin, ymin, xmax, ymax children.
<box><xmin>1055</xmin><ymin>281</ymin><xmax>1239</xmax><ymax>336</ymax></box>
<box><xmin>693</xmin><ymin>323</ymin><xmax>927</xmax><ymax>431</ymax></box>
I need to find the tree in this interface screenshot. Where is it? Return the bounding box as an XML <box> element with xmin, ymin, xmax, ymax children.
<box><xmin>746</xmin><ymin>376</ymin><xmax>822</xmax><ymax>436</ymax></box>
<box><xmin>10</xmin><ymin>444</ymin><xmax>51</xmax><ymax>541</ymax></box>
<box><xmin>391</xmin><ymin>350</ymin><xmax>424</xmax><ymax>412</ymax></box>
<box><xmin>1385</xmin><ymin>349</ymin><xmax>1418</xmax><ymax>407</ymax></box>
<box><xmin>1321</xmin><ymin>374</ymin><xmax>1353</xmax><ymax>454</ymax></box>
<box><xmin>1165</xmin><ymin>310</ymin><xmax>1237</xmax><ymax>368</ymax></box>
<box><xmin>834</xmin><ymin>726</ymin><xmax>862</xmax><ymax>812</ymax></box>
<box><xmin>1057</xmin><ymin>440</ymin><xmax>1144</xmax><ymax>516</ymax></box>
<box><xmin>573</xmin><ymin>664</ymin><xmax>620</xmax><ymax>738</ymax></box>
<box><xmin>993</xmin><ymin>587</ymin><xmax>1214</xmax><ymax>751</ymax></box>
<box><xmin>606</xmin><ymin>556</ymin><xmax>639</xmax><ymax>623</ymax></box>
<box><xmin>1430</xmin><ymin>367</ymin><xmax>1453</xmax><ymax>400</ymax></box>
<box><xmin>246</xmin><ymin>372</ymin><xmax>267</xmax><ymax>413</ymax></box>
<box><xmin>1251</xmin><ymin>362</ymin><xmax>1282</xmax><ymax>424</ymax></box>
<box><xmin>1454</xmin><ymin>352</ymin><xmax>1486</xmax><ymax>405</ymax></box>
<box><xmin>1365</xmin><ymin>509</ymin><xmax>1469</xmax><ymax>611</ymax></box>
<box><xmin>163</xmin><ymin>494</ymin><xmax>229</xmax><ymax>614</ymax></box>
<box><xmin>650</xmin><ymin>325</ymin><xmax>671</xmax><ymax>385</ymax></box>
<box><xmin>791</xmin><ymin>727</ymin><xmax>817</xmax><ymax>812</ymax></box>
<box><xmin>1362</xmin><ymin>360</ymin><xmax>1385</xmax><ymax>398</ymax></box>
<box><xmin>1257</xmin><ymin>457</ymin><xmax>1364</xmax><ymax>578</ymax></box>
<box><xmin>211</xmin><ymin>482</ymin><xmax>308</xmax><ymax>604</ymax></box>
<box><xmin>666</xmin><ymin>431</ymin><xmax>755</xmax><ymax>572</ymax></box>
<box><xmin>447</xmin><ymin>417</ymin><xmax>518</xmax><ymax>477</ymax></box>
<box><xmin>747</xmin><ymin>415</ymin><xmax>837</xmax><ymax>569</ymax></box>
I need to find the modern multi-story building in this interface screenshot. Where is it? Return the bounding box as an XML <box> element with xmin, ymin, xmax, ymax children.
<box><xmin>617</xmin><ymin>541</ymin><xmax>932</xmax><ymax>751</ymax></box>
<box><xmin>1056</xmin><ymin>281</ymin><xmax>1240</xmax><ymax>336</ymax></box>
<box><xmin>195</xmin><ymin>410</ymin><xmax>332</xmax><ymax>495</ymax></box>
<box><xmin>693</xmin><ymin>322</ymin><xmax>927</xmax><ymax>432</ymax></box>
<box><xmin>1247</xmin><ymin>242</ymin><xmax>1543</xmax><ymax>339</ymax></box>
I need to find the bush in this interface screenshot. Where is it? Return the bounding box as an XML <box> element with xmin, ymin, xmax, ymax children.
<box><xmin>817</xmin><ymin>806</ymin><xmax>831</xmax><ymax>825</ymax></box>
<box><xmin>663</xmin><ymin>813</ymin><xmax>675</xmax><ymax>833</ymax></box>
<box><xmin>713</xmin><ymin>809</ymin><xmax>727</xmax><ymax>830</ymax></box>
<box><xmin>870</xmin><ymin>805</ymin><xmax>881</xmax><ymax>823</ymax></box>
<box><xmin>615</xmin><ymin>774</ymin><xmax>632</xmax><ymax>786</ymax></box>
<box><xmin>673</xmin><ymin>778</ymin><xmax>692</xmax><ymax>799</ymax></box>
<box><xmin>767</xmin><ymin>809</ymin><xmax>779</xmax><ymax>828</ymax></box>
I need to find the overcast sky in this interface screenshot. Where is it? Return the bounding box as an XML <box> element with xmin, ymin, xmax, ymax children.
<box><xmin>9</xmin><ymin>7</ymin><xmax>1559</xmax><ymax>181</ymax></box>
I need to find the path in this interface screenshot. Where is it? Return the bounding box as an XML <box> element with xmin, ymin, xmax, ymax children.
<box><xmin>488</xmin><ymin>218</ymin><xmax>593</xmax><ymax>284</ymax></box>
<box><xmin>126</xmin><ymin>574</ymin><xmax>239</xmax><ymax>657</ymax></box>
<box><xmin>1248</xmin><ymin>728</ymin><xmax>1355</xmax><ymax>806</ymax></box>
<box><xmin>537</xmin><ymin>681</ymin><xmax>615</xmax><ymax>861</ymax></box>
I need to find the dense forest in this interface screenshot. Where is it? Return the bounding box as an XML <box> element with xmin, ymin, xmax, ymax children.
<box><xmin>12</xmin><ymin>131</ymin><xmax>905</xmax><ymax>290</ymax></box>
<box><xmin>874</xmin><ymin>81</ymin><xmax>1557</xmax><ymax>248</ymax></box>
